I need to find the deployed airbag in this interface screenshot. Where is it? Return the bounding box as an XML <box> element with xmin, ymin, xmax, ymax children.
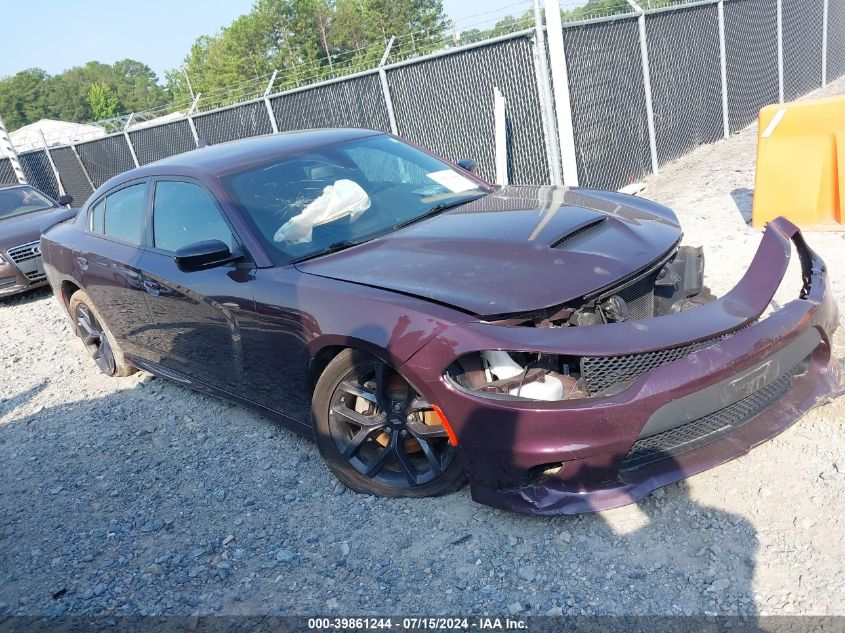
<box><xmin>274</xmin><ymin>179</ymin><xmax>371</xmax><ymax>244</ymax></box>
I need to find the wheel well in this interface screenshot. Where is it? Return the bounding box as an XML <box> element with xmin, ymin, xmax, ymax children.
<box><xmin>61</xmin><ymin>280</ymin><xmax>82</xmax><ymax>307</ymax></box>
<box><xmin>307</xmin><ymin>345</ymin><xmax>346</xmax><ymax>394</ymax></box>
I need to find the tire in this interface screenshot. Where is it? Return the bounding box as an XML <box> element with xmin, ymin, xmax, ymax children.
<box><xmin>68</xmin><ymin>289</ymin><xmax>136</xmax><ymax>377</ymax></box>
<box><xmin>312</xmin><ymin>349</ymin><xmax>465</xmax><ymax>498</ymax></box>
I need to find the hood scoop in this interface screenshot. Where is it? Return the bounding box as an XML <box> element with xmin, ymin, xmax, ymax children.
<box><xmin>551</xmin><ymin>217</ymin><xmax>607</xmax><ymax>249</ymax></box>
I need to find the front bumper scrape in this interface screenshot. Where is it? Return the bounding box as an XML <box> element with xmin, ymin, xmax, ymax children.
<box><xmin>402</xmin><ymin>217</ymin><xmax>841</xmax><ymax>515</ymax></box>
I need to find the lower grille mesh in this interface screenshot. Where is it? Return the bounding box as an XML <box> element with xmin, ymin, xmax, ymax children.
<box><xmin>621</xmin><ymin>368</ymin><xmax>797</xmax><ymax>470</ymax></box>
<box><xmin>581</xmin><ymin>329</ymin><xmax>741</xmax><ymax>394</ymax></box>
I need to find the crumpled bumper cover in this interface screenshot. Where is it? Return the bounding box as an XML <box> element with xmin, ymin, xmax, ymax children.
<box><xmin>402</xmin><ymin>217</ymin><xmax>841</xmax><ymax>515</ymax></box>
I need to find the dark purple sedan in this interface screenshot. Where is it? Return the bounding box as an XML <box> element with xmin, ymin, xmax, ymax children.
<box><xmin>40</xmin><ymin>129</ymin><xmax>841</xmax><ymax>515</ymax></box>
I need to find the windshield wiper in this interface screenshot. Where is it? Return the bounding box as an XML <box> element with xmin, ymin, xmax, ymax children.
<box><xmin>394</xmin><ymin>194</ymin><xmax>487</xmax><ymax>230</ymax></box>
<box><xmin>290</xmin><ymin>240</ymin><xmax>359</xmax><ymax>264</ymax></box>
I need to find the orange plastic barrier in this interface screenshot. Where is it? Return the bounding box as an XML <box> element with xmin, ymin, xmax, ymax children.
<box><xmin>752</xmin><ymin>96</ymin><xmax>845</xmax><ymax>229</ymax></box>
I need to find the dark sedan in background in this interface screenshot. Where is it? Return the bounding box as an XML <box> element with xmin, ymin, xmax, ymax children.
<box><xmin>40</xmin><ymin>129</ymin><xmax>841</xmax><ymax>515</ymax></box>
<box><xmin>0</xmin><ymin>183</ymin><xmax>74</xmax><ymax>298</ymax></box>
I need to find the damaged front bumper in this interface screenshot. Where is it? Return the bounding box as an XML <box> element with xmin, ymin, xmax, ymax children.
<box><xmin>402</xmin><ymin>217</ymin><xmax>841</xmax><ymax>515</ymax></box>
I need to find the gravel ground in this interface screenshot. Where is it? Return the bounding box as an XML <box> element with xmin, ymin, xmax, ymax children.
<box><xmin>2</xmin><ymin>79</ymin><xmax>844</xmax><ymax>620</ymax></box>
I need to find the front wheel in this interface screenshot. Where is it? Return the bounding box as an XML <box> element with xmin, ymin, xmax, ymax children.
<box><xmin>68</xmin><ymin>289</ymin><xmax>135</xmax><ymax>377</ymax></box>
<box><xmin>312</xmin><ymin>349</ymin><xmax>465</xmax><ymax>497</ymax></box>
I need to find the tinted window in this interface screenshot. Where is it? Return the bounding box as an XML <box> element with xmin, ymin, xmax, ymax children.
<box><xmin>103</xmin><ymin>184</ymin><xmax>145</xmax><ymax>244</ymax></box>
<box><xmin>91</xmin><ymin>199</ymin><xmax>105</xmax><ymax>233</ymax></box>
<box><xmin>153</xmin><ymin>181</ymin><xmax>235</xmax><ymax>253</ymax></box>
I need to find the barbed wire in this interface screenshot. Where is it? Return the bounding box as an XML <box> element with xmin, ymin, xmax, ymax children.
<box><xmin>97</xmin><ymin>0</ymin><xmax>536</xmax><ymax>123</ymax></box>
<box><xmin>20</xmin><ymin>0</ymin><xmax>542</xmax><ymax>149</ymax></box>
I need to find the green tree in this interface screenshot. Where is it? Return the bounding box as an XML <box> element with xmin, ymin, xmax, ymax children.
<box><xmin>0</xmin><ymin>69</ymin><xmax>50</xmax><ymax>130</ymax></box>
<box><xmin>167</xmin><ymin>0</ymin><xmax>448</xmax><ymax>107</ymax></box>
<box><xmin>0</xmin><ymin>59</ymin><xmax>170</xmax><ymax>130</ymax></box>
<box><xmin>87</xmin><ymin>82</ymin><xmax>120</xmax><ymax>119</ymax></box>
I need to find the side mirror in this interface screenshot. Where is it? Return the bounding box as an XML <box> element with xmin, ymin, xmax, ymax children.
<box><xmin>457</xmin><ymin>158</ymin><xmax>478</xmax><ymax>173</ymax></box>
<box><xmin>174</xmin><ymin>239</ymin><xmax>239</xmax><ymax>271</ymax></box>
<box><xmin>57</xmin><ymin>194</ymin><xmax>73</xmax><ymax>206</ymax></box>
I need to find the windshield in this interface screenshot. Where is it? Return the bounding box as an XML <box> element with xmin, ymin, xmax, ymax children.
<box><xmin>0</xmin><ymin>186</ymin><xmax>55</xmax><ymax>220</ymax></box>
<box><xmin>222</xmin><ymin>134</ymin><xmax>488</xmax><ymax>263</ymax></box>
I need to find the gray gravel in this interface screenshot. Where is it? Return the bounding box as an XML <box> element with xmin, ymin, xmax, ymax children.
<box><xmin>2</xmin><ymin>78</ymin><xmax>844</xmax><ymax>618</ymax></box>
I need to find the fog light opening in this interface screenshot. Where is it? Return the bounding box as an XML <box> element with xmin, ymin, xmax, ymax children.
<box><xmin>526</xmin><ymin>462</ymin><xmax>566</xmax><ymax>486</ymax></box>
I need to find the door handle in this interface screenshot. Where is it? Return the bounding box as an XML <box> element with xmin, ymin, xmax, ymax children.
<box><xmin>76</xmin><ymin>256</ymin><xmax>89</xmax><ymax>271</ymax></box>
<box><xmin>142</xmin><ymin>279</ymin><xmax>161</xmax><ymax>296</ymax></box>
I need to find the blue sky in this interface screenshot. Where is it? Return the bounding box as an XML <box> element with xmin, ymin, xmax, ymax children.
<box><xmin>0</xmin><ymin>0</ymin><xmax>527</xmax><ymax>81</ymax></box>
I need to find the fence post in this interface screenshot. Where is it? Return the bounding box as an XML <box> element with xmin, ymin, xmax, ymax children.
<box><xmin>378</xmin><ymin>37</ymin><xmax>399</xmax><ymax>135</ymax></box>
<box><xmin>717</xmin><ymin>0</ymin><xmax>731</xmax><ymax>138</ymax></box>
<box><xmin>543</xmin><ymin>0</ymin><xmax>579</xmax><ymax>186</ymax></box>
<box><xmin>264</xmin><ymin>70</ymin><xmax>280</xmax><ymax>134</ymax></box>
<box><xmin>0</xmin><ymin>114</ymin><xmax>27</xmax><ymax>184</ymax></box>
<box><xmin>186</xmin><ymin>93</ymin><xmax>201</xmax><ymax>146</ymax></box>
<box><xmin>627</xmin><ymin>0</ymin><xmax>659</xmax><ymax>176</ymax></box>
<box><xmin>494</xmin><ymin>87</ymin><xmax>509</xmax><ymax>186</ymax></box>
<box><xmin>822</xmin><ymin>0</ymin><xmax>829</xmax><ymax>87</ymax></box>
<box><xmin>532</xmin><ymin>0</ymin><xmax>563</xmax><ymax>186</ymax></box>
<box><xmin>39</xmin><ymin>130</ymin><xmax>65</xmax><ymax>197</ymax></box>
<box><xmin>124</xmin><ymin>131</ymin><xmax>140</xmax><ymax>168</ymax></box>
<box><xmin>777</xmin><ymin>0</ymin><xmax>784</xmax><ymax>102</ymax></box>
<box><xmin>70</xmin><ymin>144</ymin><xmax>96</xmax><ymax>192</ymax></box>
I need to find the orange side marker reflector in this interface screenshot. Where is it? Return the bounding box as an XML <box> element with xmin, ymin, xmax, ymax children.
<box><xmin>432</xmin><ymin>404</ymin><xmax>459</xmax><ymax>446</ymax></box>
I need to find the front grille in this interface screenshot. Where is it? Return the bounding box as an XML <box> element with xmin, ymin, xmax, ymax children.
<box><xmin>581</xmin><ymin>329</ymin><xmax>742</xmax><ymax>395</ymax></box>
<box><xmin>6</xmin><ymin>240</ymin><xmax>41</xmax><ymax>264</ymax></box>
<box><xmin>25</xmin><ymin>270</ymin><xmax>46</xmax><ymax>283</ymax></box>
<box><xmin>621</xmin><ymin>368</ymin><xmax>797</xmax><ymax>470</ymax></box>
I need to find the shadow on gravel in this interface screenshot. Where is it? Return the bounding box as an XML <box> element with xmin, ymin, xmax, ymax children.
<box><xmin>0</xmin><ymin>382</ymin><xmax>47</xmax><ymax>420</ymax></box>
<box><xmin>0</xmin><ymin>381</ymin><xmax>762</xmax><ymax>621</ymax></box>
<box><xmin>452</xmin><ymin>405</ymin><xmax>762</xmax><ymax>620</ymax></box>
<box><xmin>730</xmin><ymin>188</ymin><xmax>754</xmax><ymax>225</ymax></box>
<box><xmin>0</xmin><ymin>286</ymin><xmax>51</xmax><ymax>308</ymax></box>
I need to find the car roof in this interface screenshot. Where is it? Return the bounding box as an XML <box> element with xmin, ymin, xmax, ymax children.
<box><xmin>143</xmin><ymin>128</ymin><xmax>382</xmax><ymax>177</ymax></box>
<box><xmin>89</xmin><ymin>128</ymin><xmax>387</xmax><ymax>205</ymax></box>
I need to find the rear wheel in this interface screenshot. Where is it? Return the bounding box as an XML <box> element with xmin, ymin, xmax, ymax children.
<box><xmin>68</xmin><ymin>289</ymin><xmax>135</xmax><ymax>377</ymax></box>
<box><xmin>312</xmin><ymin>349</ymin><xmax>464</xmax><ymax>497</ymax></box>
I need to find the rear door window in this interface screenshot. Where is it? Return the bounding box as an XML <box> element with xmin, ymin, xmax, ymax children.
<box><xmin>92</xmin><ymin>183</ymin><xmax>146</xmax><ymax>245</ymax></box>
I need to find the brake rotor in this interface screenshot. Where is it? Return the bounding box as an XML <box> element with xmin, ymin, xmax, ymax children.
<box><xmin>354</xmin><ymin>373</ymin><xmax>436</xmax><ymax>453</ymax></box>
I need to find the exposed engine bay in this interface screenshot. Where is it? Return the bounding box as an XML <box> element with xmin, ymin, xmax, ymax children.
<box><xmin>446</xmin><ymin>245</ymin><xmax>720</xmax><ymax>402</ymax></box>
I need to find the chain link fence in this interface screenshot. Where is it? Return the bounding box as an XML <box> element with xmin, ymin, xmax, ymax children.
<box><xmin>18</xmin><ymin>150</ymin><xmax>61</xmax><ymax>200</ymax></box>
<box><xmin>192</xmin><ymin>101</ymin><xmax>273</xmax><ymax>145</ymax></box>
<box><xmin>563</xmin><ymin>15</ymin><xmax>651</xmax><ymax>190</ymax></box>
<box><xmin>129</xmin><ymin>120</ymin><xmax>196</xmax><ymax>166</ymax></box>
<box><xmin>2</xmin><ymin>0</ymin><xmax>841</xmax><ymax>208</ymax></box>
<box><xmin>48</xmin><ymin>147</ymin><xmax>94</xmax><ymax>204</ymax></box>
<box><xmin>646</xmin><ymin>3</ymin><xmax>724</xmax><ymax>166</ymax></box>
<box><xmin>724</xmin><ymin>0</ymin><xmax>780</xmax><ymax>133</ymax></box>
<box><xmin>387</xmin><ymin>35</ymin><xmax>551</xmax><ymax>185</ymax></box>
<box><xmin>76</xmin><ymin>135</ymin><xmax>136</xmax><ymax>188</ymax></box>
<box><xmin>0</xmin><ymin>157</ymin><xmax>16</xmax><ymax>185</ymax></box>
<box><xmin>271</xmin><ymin>74</ymin><xmax>391</xmax><ymax>133</ymax></box>
<box><xmin>829</xmin><ymin>0</ymin><xmax>845</xmax><ymax>83</ymax></box>
<box><xmin>782</xmin><ymin>0</ymin><xmax>824</xmax><ymax>101</ymax></box>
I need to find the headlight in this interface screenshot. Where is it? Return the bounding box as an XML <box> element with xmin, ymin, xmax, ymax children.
<box><xmin>446</xmin><ymin>351</ymin><xmax>588</xmax><ymax>402</ymax></box>
<box><xmin>0</xmin><ymin>254</ymin><xmax>7</xmax><ymax>265</ymax></box>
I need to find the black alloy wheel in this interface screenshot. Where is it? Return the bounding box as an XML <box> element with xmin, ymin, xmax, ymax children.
<box><xmin>313</xmin><ymin>350</ymin><xmax>465</xmax><ymax>497</ymax></box>
<box><xmin>75</xmin><ymin>303</ymin><xmax>117</xmax><ymax>376</ymax></box>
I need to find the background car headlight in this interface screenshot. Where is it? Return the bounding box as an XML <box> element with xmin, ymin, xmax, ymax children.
<box><xmin>445</xmin><ymin>351</ymin><xmax>588</xmax><ymax>402</ymax></box>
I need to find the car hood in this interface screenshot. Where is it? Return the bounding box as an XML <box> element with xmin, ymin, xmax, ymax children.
<box><xmin>0</xmin><ymin>206</ymin><xmax>76</xmax><ymax>250</ymax></box>
<box><xmin>295</xmin><ymin>186</ymin><xmax>683</xmax><ymax>317</ymax></box>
